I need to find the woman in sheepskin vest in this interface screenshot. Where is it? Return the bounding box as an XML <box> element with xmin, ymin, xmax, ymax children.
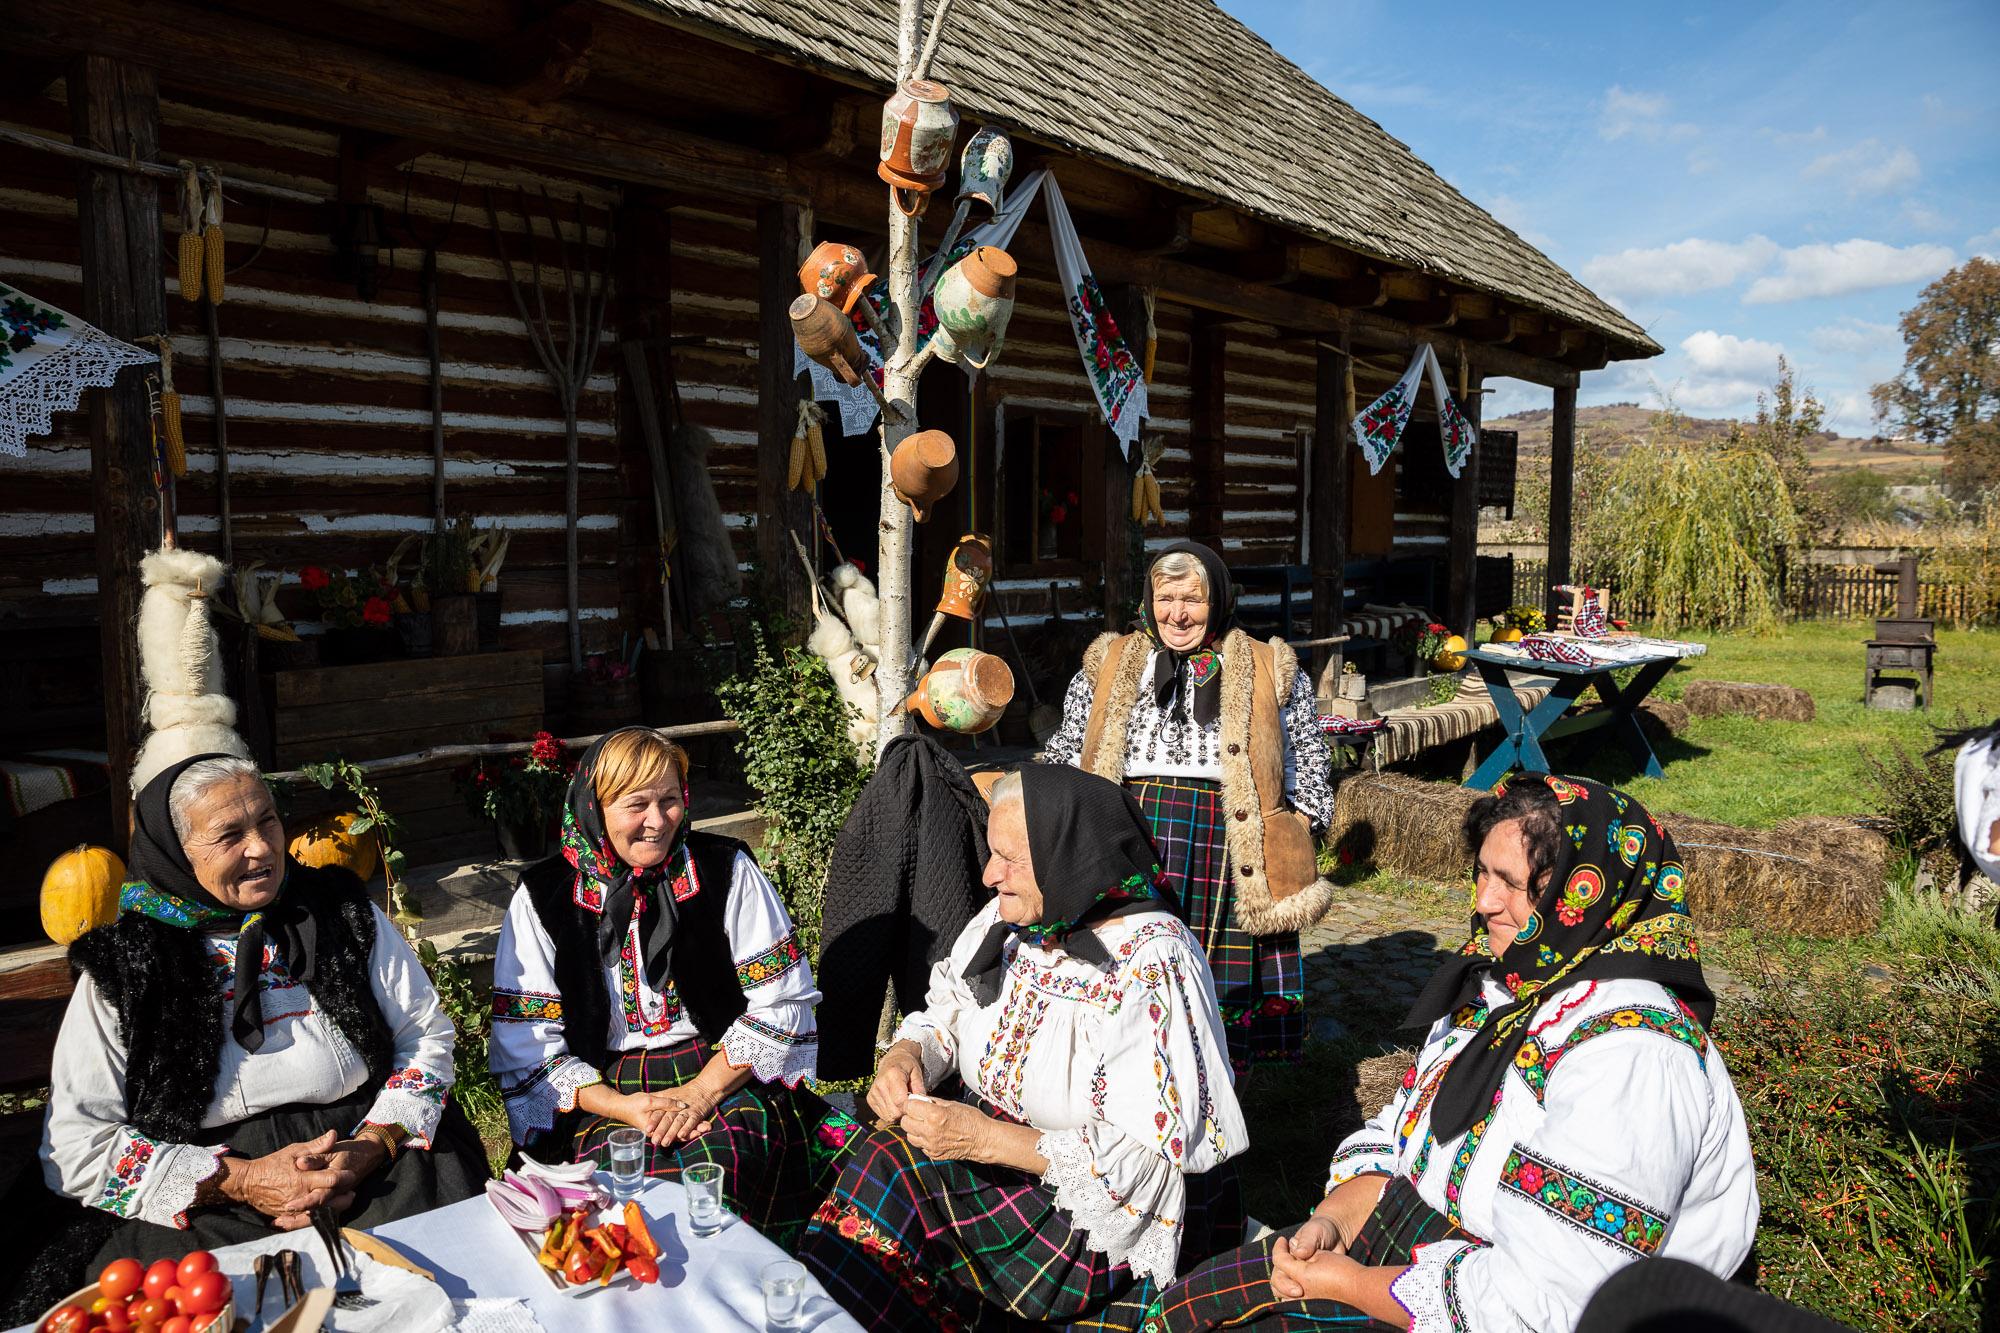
<box><xmin>1040</xmin><ymin>540</ymin><xmax>1337</xmax><ymax>1074</ymax></box>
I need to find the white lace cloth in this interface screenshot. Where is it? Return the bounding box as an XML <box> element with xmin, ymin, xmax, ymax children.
<box><xmin>491</xmin><ymin>849</ymin><xmax>821</xmax><ymax>1145</ymax></box>
<box><xmin>896</xmin><ymin>904</ymin><xmax>1246</xmax><ymax>1286</ymax></box>
<box><xmin>0</xmin><ymin>281</ymin><xmax>155</xmax><ymax>457</ymax></box>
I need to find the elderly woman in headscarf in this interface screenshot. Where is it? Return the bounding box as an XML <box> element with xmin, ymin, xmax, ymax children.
<box><xmin>1145</xmin><ymin>773</ymin><xmax>1759</xmax><ymax>1333</ymax></box>
<box><xmin>489</xmin><ymin>726</ymin><xmax>853</xmax><ymax>1247</ymax></box>
<box><xmin>36</xmin><ymin>754</ymin><xmax>486</xmax><ymax>1278</ymax></box>
<box><xmin>1040</xmin><ymin>539</ymin><xmax>1336</xmax><ymax>1075</ymax></box>
<box><xmin>799</xmin><ymin>765</ymin><xmax>1247</xmax><ymax>1332</ymax></box>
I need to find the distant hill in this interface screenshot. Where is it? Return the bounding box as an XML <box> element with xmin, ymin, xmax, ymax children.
<box><xmin>1484</xmin><ymin>404</ymin><xmax>1943</xmax><ymax>478</ymax></box>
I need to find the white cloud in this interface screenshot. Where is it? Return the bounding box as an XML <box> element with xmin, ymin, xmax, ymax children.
<box><xmin>1743</xmin><ymin>239</ymin><xmax>1955</xmax><ymax>303</ymax></box>
<box><xmin>1482</xmin><ymin>192</ymin><xmax>1553</xmax><ymax>248</ymax></box>
<box><xmin>1579</xmin><ymin>236</ymin><xmax>1780</xmax><ymax>301</ymax></box>
<box><xmin>1670</xmin><ymin>331</ymin><xmax>1790</xmax><ymax>413</ymax></box>
<box><xmin>1808</xmin><ymin>317</ymin><xmax>1899</xmax><ymax>357</ymax></box>
<box><xmin>1803</xmin><ymin>139</ymin><xmax>1921</xmax><ymax>196</ymax></box>
<box><xmin>1599</xmin><ymin>85</ymin><xmax>1696</xmax><ymax>142</ymax></box>
<box><xmin>1766</xmin><ymin>125</ymin><xmax>1829</xmax><ymax>149</ymax></box>
<box><xmin>1972</xmin><ymin>228</ymin><xmax>2000</xmax><ymax>261</ymax></box>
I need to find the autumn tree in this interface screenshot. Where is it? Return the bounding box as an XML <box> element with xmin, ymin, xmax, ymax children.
<box><xmin>1727</xmin><ymin>356</ymin><xmax>1828</xmax><ymax>541</ymax></box>
<box><xmin>1872</xmin><ymin>257</ymin><xmax>2000</xmax><ymax>496</ymax></box>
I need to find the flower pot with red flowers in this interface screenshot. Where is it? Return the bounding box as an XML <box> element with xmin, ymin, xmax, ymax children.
<box><xmin>301</xmin><ymin>564</ymin><xmax>397</xmax><ymax>665</ymax></box>
<box><xmin>571</xmin><ymin>654</ymin><xmax>640</xmax><ymax>734</ymax></box>
<box><xmin>1037</xmin><ymin>489</ymin><xmax>1079</xmax><ymax>561</ymax></box>
<box><xmin>457</xmin><ymin>731</ymin><xmax>573</xmax><ymax>861</ymax></box>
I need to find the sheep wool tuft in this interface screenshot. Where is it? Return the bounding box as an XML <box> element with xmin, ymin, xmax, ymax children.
<box><xmin>131</xmin><ymin>546</ymin><xmax>249</xmax><ymax>790</ymax></box>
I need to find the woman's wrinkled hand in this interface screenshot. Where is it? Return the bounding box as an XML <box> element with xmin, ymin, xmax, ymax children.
<box><xmin>1283</xmin><ymin>1213</ymin><xmax>1344</xmax><ymax>1262</ymax></box>
<box><xmin>209</xmin><ymin>1130</ymin><xmax>360</xmax><ymax>1222</ymax></box>
<box><xmin>899</xmin><ymin>1098</ymin><xmax>992</xmax><ymax>1163</ymax></box>
<box><xmin>1269</xmin><ymin>1243</ymin><xmax>1359</xmax><ymax>1304</ymax></box>
<box><xmin>616</xmin><ymin>1091</ymin><xmax>715</xmax><ymax>1147</ymax></box>
<box><xmin>1320</xmin><ymin>1173</ymin><xmax>1389</xmax><ymax>1251</ymax></box>
<box><xmin>867</xmin><ymin>1040</ymin><xmax>928</xmax><ymax>1126</ymax></box>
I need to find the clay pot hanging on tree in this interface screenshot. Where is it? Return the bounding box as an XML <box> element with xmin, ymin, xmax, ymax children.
<box><xmin>935</xmin><ymin>533</ymin><xmax>993</xmax><ymax>621</ymax></box>
<box><xmin>903</xmin><ymin>647</ymin><xmax>1014</xmax><ymax>733</ymax></box>
<box><xmin>932</xmin><ymin>246</ymin><xmax>1017</xmax><ymax>369</ymax></box>
<box><xmin>889</xmin><ymin>429</ymin><xmax>958</xmax><ymax>522</ymax></box>
<box><xmin>955</xmin><ymin>126</ymin><xmax>1013</xmax><ymax>217</ymax></box>
<box><xmin>798</xmin><ymin>240</ymin><xmax>878</xmax><ymax>317</ymax></box>
<box><xmin>878</xmin><ymin>79</ymin><xmax>959</xmax><ymax>215</ymax></box>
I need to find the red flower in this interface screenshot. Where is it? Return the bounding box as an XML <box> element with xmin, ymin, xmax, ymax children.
<box><xmin>361</xmin><ymin>596</ymin><xmax>392</xmax><ymax>627</ymax></box>
<box><xmin>531</xmin><ymin>731</ymin><xmax>566</xmax><ymax>765</ymax></box>
<box><xmin>1067</xmin><ymin>492</ymin><xmax>1079</xmax><ymax>506</ymax></box>
<box><xmin>300</xmin><ymin>565</ymin><xmax>330</xmax><ymax>591</ymax></box>
<box><xmin>1050</xmin><ymin>505</ymin><xmax>1067</xmax><ymax>524</ymax></box>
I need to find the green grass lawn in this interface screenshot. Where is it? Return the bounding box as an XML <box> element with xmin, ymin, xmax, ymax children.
<box><xmin>1522</xmin><ymin>620</ymin><xmax>2000</xmax><ymax>828</ymax></box>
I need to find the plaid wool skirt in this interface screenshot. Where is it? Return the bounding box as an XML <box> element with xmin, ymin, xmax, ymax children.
<box><xmin>1141</xmin><ymin>1177</ymin><xmax>1466</xmax><ymax>1332</ymax></box>
<box><xmin>798</xmin><ymin>1098</ymin><xmax>1245</xmax><ymax>1333</ymax></box>
<box><xmin>570</xmin><ymin>1038</ymin><xmax>861</xmax><ymax>1251</ymax></box>
<box><xmin>1128</xmin><ymin>776</ymin><xmax>1306</xmax><ymax>1072</ymax></box>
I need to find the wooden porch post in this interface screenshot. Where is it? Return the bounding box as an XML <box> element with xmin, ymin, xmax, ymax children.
<box><xmin>1189</xmin><ymin>321</ymin><xmax>1226</xmax><ymax>549</ymax></box>
<box><xmin>70</xmin><ymin>54</ymin><xmax>163</xmax><ymax>850</ymax></box>
<box><xmin>1546</xmin><ymin>385</ymin><xmax>1576</xmax><ymax>618</ymax></box>
<box><xmin>756</xmin><ymin>200</ymin><xmax>812</xmax><ymax>632</ymax></box>
<box><xmin>1310</xmin><ymin>337</ymin><xmax>1350</xmax><ymax>690</ymax></box>
<box><xmin>1446</xmin><ymin>372</ymin><xmax>1485</xmax><ymax>638</ymax></box>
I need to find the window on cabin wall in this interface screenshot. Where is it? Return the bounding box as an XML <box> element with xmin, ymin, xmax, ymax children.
<box><xmin>998</xmin><ymin>408</ymin><xmax>1105</xmax><ymax>577</ymax></box>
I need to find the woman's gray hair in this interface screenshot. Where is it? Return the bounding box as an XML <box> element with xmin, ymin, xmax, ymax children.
<box><xmin>169</xmin><ymin>755</ymin><xmax>267</xmax><ymax>843</ymax></box>
<box><xmin>988</xmin><ymin>769</ymin><xmax>1024</xmax><ymax>812</ymax></box>
<box><xmin>1148</xmin><ymin>550</ymin><xmax>1208</xmax><ymax>598</ymax></box>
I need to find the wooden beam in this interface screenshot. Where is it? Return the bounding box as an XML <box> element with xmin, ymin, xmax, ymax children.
<box><xmin>319</xmin><ymin>0</ymin><xmax>518</xmax><ymax>42</ymax></box>
<box><xmin>9</xmin><ymin>0</ymin><xmax>802</xmax><ymax>201</ymax></box>
<box><xmin>1394</xmin><ymin>295</ymin><xmax>1458</xmax><ymax>328</ymax></box>
<box><xmin>1380</xmin><ymin>271</ymin><xmax>1434</xmax><ymax>303</ymax></box>
<box><xmin>1229</xmin><ymin>244</ymin><xmax>1303</xmax><ymax>286</ymax></box>
<box><xmin>1447</xmin><ymin>372</ymin><xmax>1484</xmax><ymax>639</ymax></box>
<box><xmin>1297</xmin><ymin>246</ymin><xmax>1362</xmax><ymax>280</ymax></box>
<box><xmin>757</xmin><ymin>201</ymin><xmax>812</xmax><ymax>631</ymax></box>
<box><xmin>1189</xmin><ymin>321</ymin><xmax>1227</xmax><ymax>547</ymax></box>
<box><xmin>1311</xmin><ymin>337</ymin><xmax>1351</xmax><ymax>686</ymax></box>
<box><xmin>448</xmin><ymin>5</ymin><xmax>596</xmax><ymax>103</ymax></box>
<box><xmin>1514</xmin><ymin>327</ymin><xmax>1575</xmax><ymax>360</ymax></box>
<box><xmin>1451</xmin><ymin>293</ymin><xmax>1496</xmax><ymax>321</ymax></box>
<box><xmin>1135</xmin><ymin>202</ymin><xmax>1198</xmax><ymax>256</ymax></box>
<box><xmin>1452</xmin><ymin>314</ymin><xmax>1513</xmax><ymax>343</ymax></box>
<box><xmin>1189</xmin><ymin>207</ymin><xmax>1264</xmax><ymax>252</ymax></box>
<box><xmin>1546</xmin><ymin>385</ymin><xmax>1577</xmax><ymax>618</ymax></box>
<box><xmin>1565</xmin><ymin>332</ymin><xmax>1610</xmax><ymax>371</ymax></box>
<box><xmin>69</xmin><ymin>53</ymin><xmax>163</xmax><ymax>852</ymax></box>
<box><xmin>1330</xmin><ymin>274</ymin><xmax>1387</xmax><ymax>308</ymax></box>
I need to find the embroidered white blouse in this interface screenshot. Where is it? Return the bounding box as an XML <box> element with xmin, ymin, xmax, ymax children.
<box><xmin>40</xmin><ymin>904</ymin><xmax>457</xmax><ymax>1231</ymax></box>
<box><xmin>895</xmin><ymin>902</ymin><xmax>1247</xmax><ymax>1288</ymax></box>
<box><xmin>489</xmin><ymin>848</ymin><xmax>820</xmax><ymax>1146</ymax></box>
<box><xmin>1327</xmin><ymin>975</ymin><xmax>1758</xmax><ymax>1333</ymax></box>
<box><xmin>1040</xmin><ymin>653</ymin><xmax>1337</xmax><ymax>831</ymax></box>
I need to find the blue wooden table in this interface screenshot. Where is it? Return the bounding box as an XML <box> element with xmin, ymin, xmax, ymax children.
<box><xmin>1461</xmin><ymin>645</ymin><xmax>1687</xmax><ymax>790</ymax></box>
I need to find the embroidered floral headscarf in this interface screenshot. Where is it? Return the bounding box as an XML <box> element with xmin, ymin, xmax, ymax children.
<box><xmin>562</xmin><ymin>727</ymin><xmax>696</xmax><ymax>990</ymax></box>
<box><xmin>963</xmin><ymin>765</ymin><xmax>1172</xmax><ymax>1005</ymax></box>
<box><xmin>1407</xmin><ymin>772</ymin><xmax>1712</xmax><ymax>1142</ymax></box>
<box><xmin>1138</xmin><ymin>540</ymin><xmax>1235</xmax><ymax>730</ymax></box>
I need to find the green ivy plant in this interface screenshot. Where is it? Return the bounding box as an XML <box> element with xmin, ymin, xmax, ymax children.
<box><xmin>415</xmin><ymin>938</ymin><xmax>503</xmax><ymax>1139</ymax></box>
<box><xmin>298</xmin><ymin>757</ymin><xmax>420</xmax><ymax>927</ymax></box>
<box><xmin>709</xmin><ymin>621</ymin><xmax>873</xmax><ymax>959</ymax></box>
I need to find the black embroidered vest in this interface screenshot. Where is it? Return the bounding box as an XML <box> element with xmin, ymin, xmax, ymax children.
<box><xmin>68</xmin><ymin>862</ymin><xmax>396</xmax><ymax>1144</ymax></box>
<box><xmin>522</xmin><ymin>830</ymin><xmax>753</xmax><ymax>1073</ymax></box>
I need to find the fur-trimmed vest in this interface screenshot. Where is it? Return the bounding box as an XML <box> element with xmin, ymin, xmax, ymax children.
<box><xmin>67</xmin><ymin>862</ymin><xmax>396</xmax><ymax>1145</ymax></box>
<box><xmin>1076</xmin><ymin>628</ymin><xmax>1335</xmax><ymax>937</ymax></box>
<box><xmin>522</xmin><ymin>831</ymin><xmax>752</xmax><ymax>1073</ymax></box>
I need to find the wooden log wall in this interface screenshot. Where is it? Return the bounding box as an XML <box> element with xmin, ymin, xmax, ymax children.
<box><xmin>0</xmin><ymin>85</ymin><xmax>633</xmax><ymax>660</ymax></box>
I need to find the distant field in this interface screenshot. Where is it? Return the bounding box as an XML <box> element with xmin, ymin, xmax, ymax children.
<box><xmin>1485</xmin><ymin>405</ymin><xmax>1943</xmax><ymax>479</ymax></box>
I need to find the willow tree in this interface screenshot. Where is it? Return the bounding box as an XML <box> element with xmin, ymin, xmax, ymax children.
<box><xmin>1598</xmin><ymin>413</ymin><xmax>1801</xmax><ymax>633</ymax></box>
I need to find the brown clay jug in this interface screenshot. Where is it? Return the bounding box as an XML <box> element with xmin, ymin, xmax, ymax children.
<box><xmin>890</xmin><ymin>429</ymin><xmax>958</xmax><ymax>522</ymax></box>
<box><xmin>904</xmin><ymin>647</ymin><xmax>1014</xmax><ymax>733</ymax></box>
<box><xmin>934</xmin><ymin>533</ymin><xmax>993</xmax><ymax>621</ymax></box>
<box><xmin>878</xmin><ymin>79</ymin><xmax>959</xmax><ymax>214</ymax></box>
<box><xmin>790</xmin><ymin>294</ymin><xmax>866</xmax><ymax>387</ymax></box>
<box><xmin>798</xmin><ymin>240</ymin><xmax>878</xmax><ymax>316</ymax></box>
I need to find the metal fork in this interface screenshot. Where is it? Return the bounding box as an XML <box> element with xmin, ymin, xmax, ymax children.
<box><xmin>309</xmin><ymin>1205</ymin><xmax>376</xmax><ymax>1310</ymax></box>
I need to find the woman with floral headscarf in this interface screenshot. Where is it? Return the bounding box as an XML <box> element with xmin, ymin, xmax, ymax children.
<box><xmin>800</xmin><ymin>765</ymin><xmax>1247</xmax><ymax>1332</ymax></box>
<box><xmin>1146</xmin><ymin>773</ymin><xmax>1758</xmax><ymax>1333</ymax></box>
<box><xmin>489</xmin><ymin>727</ymin><xmax>855</xmax><ymax>1247</ymax></box>
<box><xmin>1039</xmin><ymin>540</ymin><xmax>1336</xmax><ymax>1074</ymax></box>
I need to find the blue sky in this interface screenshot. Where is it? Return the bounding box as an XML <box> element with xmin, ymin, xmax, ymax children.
<box><xmin>1219</xmin><ymin>0</ymin><xmax>2000</xmax><ymax>433</ymax></box>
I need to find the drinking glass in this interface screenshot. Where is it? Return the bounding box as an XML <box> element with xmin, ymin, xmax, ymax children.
<box><xmin>761</xmin><ymin>1259</ymin><xmax>805</xmax><ymax>1330</ymax></box>
<box><xmin>607</xmin><ymin>1127</ymin><xmax>646</xmax><ymax>1201</ymax></box>
<box><xmin>684</xmin><ymin>1162</ymin><xmax>725</xmax><ymax>1237</ymax></box>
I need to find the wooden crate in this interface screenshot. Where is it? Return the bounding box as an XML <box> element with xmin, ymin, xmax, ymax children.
<box><xmin>271</xmin><ymin>651</ymin><xmax>543</xmax><ymax>768</ymax></box>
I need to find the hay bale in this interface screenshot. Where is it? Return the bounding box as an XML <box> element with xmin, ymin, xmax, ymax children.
<box><xmin>1569</xmin><ymin>697</ymin><xmax>1691</xmax><ymax>743</ymax></box>
<box><xmin>1684</xmin><ymin>680</ymin><xmax>1816</xmax><ymax>723</ymax></box>
<box><xmin>1322</xmin><ymin>1049</ymin><xmax>1417</xmax><ymax>1145</ymax></box>
<box><xmin>1658</xmin><ymin>813</ymin><xmax>1887</xmax><ymax>935</ymax></box>
<box><xmin>1329</xmin><ymin>773</ymin><xmax>1479</xmax><ymax>884</ymax></box>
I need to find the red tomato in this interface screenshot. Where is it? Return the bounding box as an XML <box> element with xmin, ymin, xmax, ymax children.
<box><xmin>624</xmin><ymin>1255</ymin><xmax>659</xmax><ymax>1284</ymax></box>
<box><xmin>131</xmin><ymin>1298</ymin><xmax>171</xmax><ymax>1326</ymax></box>
<box><xmin>142</xmin><ymin>1259</ymin><xmax>178</xmax><ymax>1301</ymax></box>
<box><xmin>99</xmin><ymin>1259</ymin><xmax>146</xmax><ymax>1303</ymax></box>
<box><xmin>180</xmin><ymin>1272</ymin><xmax>230</xmax><ymax>1317</ymax></box>
<box><xmin>99</xmin><ymin>1304</ymin><xmax>133</xmax><ymax>1333</ymax></box>
<box><xmin>174</xmin><ymin>1253</ymin><xmax>216</xmax><ymax>1287</ymax></box>
<box><xmin>189</xmin><ymin>1315</ymin><xmax>222</xmax><ymax>1333</ymax></box>
<box><xmin>162</xmin><ymin>1287</ymin><xmax>184</xmax><ymax>1312</ymax></box>
<box><xmin>161</xmin><ymin>1318</ymin><xmax>191</xmax><ymax>1333</ymax></box>
<box><xmin>39</xmin><ymin>1306</ymin><xmax>89</xmax><ymax>1333</ymax></box>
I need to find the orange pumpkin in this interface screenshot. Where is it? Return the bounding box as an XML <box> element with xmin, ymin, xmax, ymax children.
<box><xmin>41</xmin><ymin>844</ymin><xmax>125</xmax><ymax>945</ymax></box>
<box><xmin>289</xmin><ymin>812</ymin><xmax>380</xmax><ymax>882</ymax></box>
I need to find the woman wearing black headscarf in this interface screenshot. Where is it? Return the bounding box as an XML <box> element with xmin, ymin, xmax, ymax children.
<box><xmin>799</xmin><ymin>765</ymin><xmax>1247</xmax><ymax>1332</ymax></box>
<box><xmin>1040</xmin><ymin>540</ymin><xmax>1337</xmax><ymax>1076</ymax></box>
<box><xmin>32</xmin><ymin>754</ymin><xmax>486</xmax><ymax>1285</ymax></box>
<box><xmin>488</xmin><ymin>727</ymin><xmax>855</xmax><ymax>1248</ymax></box>
<box><xmin>1146</xmin><ymin>773</ymin><xmax>1759</xmax><ymax>1333</ymax></box>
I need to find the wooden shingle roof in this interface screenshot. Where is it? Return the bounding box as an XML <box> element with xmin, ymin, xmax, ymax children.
<box><xmin>635</xmin><ymin>0</ymin><xmax>1660</xmax><ymax>358</ymax></box>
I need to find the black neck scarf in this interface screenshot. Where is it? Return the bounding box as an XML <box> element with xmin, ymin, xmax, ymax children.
<box><xmin>1407</xmin><ymin>773</ymin><xmax>1714</xmax><ymax>1142</ymax></box>
<box><xmin>963</xmin><ymin>765</ymin><xmax>1172</xmax><ymax>1005</ymax></box>
<box><xmin>560</xmin><ymin>727</ymin><xmax>692</xmax><ymax>990</ymax></box>
<box><xmin>1139</xmin><ymin>540</ymin><xmax>1235</xmax><ymax>730</ymax></box>
<box><xmin>119</xmin><ymin>753</ymin><xmax>318</xmax><ymax>1054</ymax></box>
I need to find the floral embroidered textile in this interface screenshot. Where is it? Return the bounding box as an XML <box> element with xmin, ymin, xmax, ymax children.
<box><xmin>735</xmin><ymin>931</ymin><xmax>805</xmax><ymax>988</ymax></box>
<box><xmin>492</xmin><ymin>988</ymin><xmax>563</xmax><ymax>1022</ymax></box>
<box><xmin>0</xmin><ymin>280</ymin><xmax>156</xmax><ymax>457</ymax></box>
<box><xmin>1349</xmin><ymin>342</ymin><xmax>1479</xmax><ymax>479</ymax></box>
<box><xmin>1498</xmin><ymin>1146</ymin><xmax>1670</xmax><ymax>1257</ymax></box>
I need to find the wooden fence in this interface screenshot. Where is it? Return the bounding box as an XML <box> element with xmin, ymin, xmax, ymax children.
<box><xmin>1507</xmin><ymin>560</ymin><xmax>1994</xmax><ymax>627</ymax></box>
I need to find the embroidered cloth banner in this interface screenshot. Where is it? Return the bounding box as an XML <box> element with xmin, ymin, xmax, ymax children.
<box><xmin>1351</xmin><ymin>342</ymin><xmax>1478</xmax><ymax>479</ymax></box>
<box><xmin>0</xmin><ymin>281</ymin><xmax>155</xmax><ymax>458</ymax></box>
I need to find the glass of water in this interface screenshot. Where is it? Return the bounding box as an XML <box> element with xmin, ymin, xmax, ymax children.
<box><xmin>608</xmin><ymin>1127</ymin><xmax>646</xmax><ymax>1201</ymax></box>
<box><xmin>761</xmin><ymin>1259</ymin><xmax>805</xmax><ymax>1330</ymax></box>
<box><xmin>683</xmin><ymin>1162</ymin><xmax>726</xmax><ymax>1237</ymax></box>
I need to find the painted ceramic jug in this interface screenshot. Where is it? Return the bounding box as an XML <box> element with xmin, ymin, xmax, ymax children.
<box><xmin>955</xmin><ymin>126</ymin><xmax>1013</xmax><ymax>215</ymax></box>
<box><xmin>934</xmin><ymin>533</ymin><xmax>993</xmax><ymax>620</ymax></box>
<box><xmin>905</xmin><ymin>647</ymin><xmax>1014</xmax><ymax>734</ymax></box>
<box><xmin>878</xmin><ymin>79</ymin><xmax>959</xmax><ymax>208</ymax></box>
<box><xmin>932</xmin><ymin>247</ymin><xmax>1016</xmax><ymax>370</ymax></box>
<box><xmin>798</xmin><ymin>240</ymin><xmax>878</xmax><ymax>317</ymax></box>
<box><xmin>789</xmin><ymin>294</ymin><xmax>866</xmax><ymax>387</ymax></box>
<box><xmin>889</xmin><ymin>429</ymin><xmax>958</xmax><ymax>522</ymax></box>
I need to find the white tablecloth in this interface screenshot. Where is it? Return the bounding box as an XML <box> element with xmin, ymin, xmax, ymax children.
<box><xmin>10</xmin><ymin>1180</ymin><xmax>861</xmax><ymax>1333</ymax></box>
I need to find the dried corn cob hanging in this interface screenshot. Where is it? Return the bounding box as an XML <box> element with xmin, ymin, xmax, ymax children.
<box><xmin>1133</xmin><ymin>434</ymin><xmax>1167</xmax><ymax>526</ymax></box>
<box><xmin>140</xmin><ymin>335</ymin><xmax>187</xmax><ymax>476</ymax></box>
<box><xmin>790</xmin><ymin>400</ymin><xmax>827</xmax><ymax>491</ymax></box>
<box><xmin>202</xmin><ymin>167</ymin><xmax>226</xmax><ymax>305</ymax></box>
<box><xmin>177</xmin><ymin>163</ymin><xmax>204</xmax><ymax>303</ymax></box>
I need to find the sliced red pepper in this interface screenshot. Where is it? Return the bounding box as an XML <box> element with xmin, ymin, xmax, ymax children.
<box><xmin>623</xmin><ymin>1201</ymin><xmax>661</xmax><ymax>1260</ymax></box>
